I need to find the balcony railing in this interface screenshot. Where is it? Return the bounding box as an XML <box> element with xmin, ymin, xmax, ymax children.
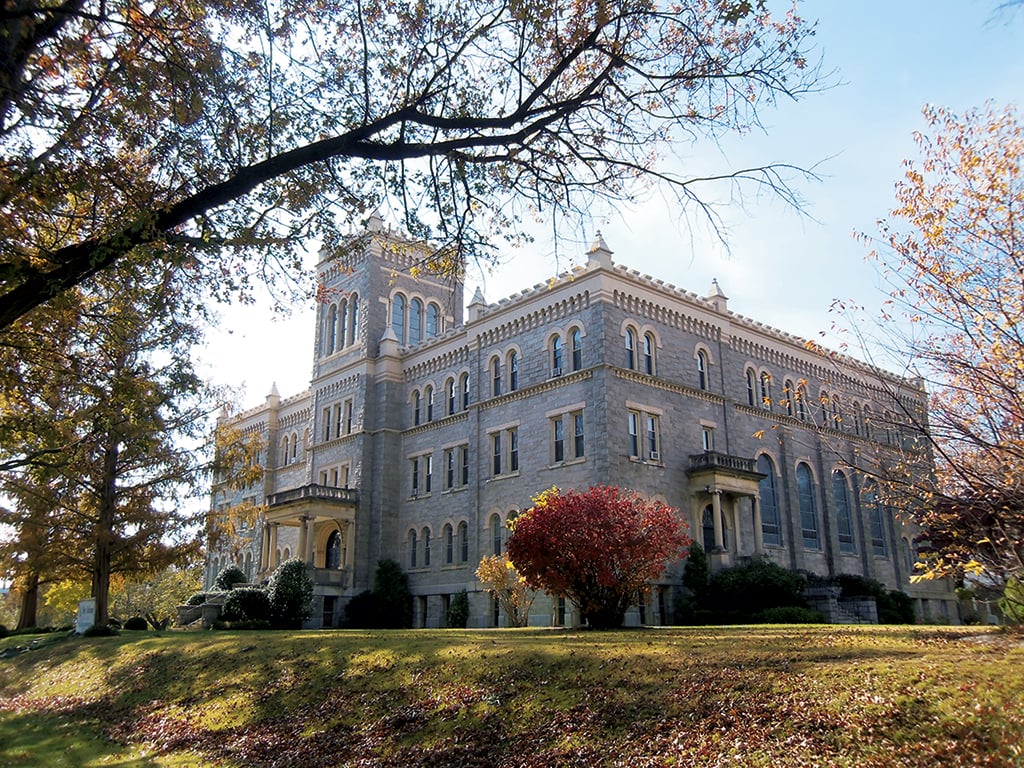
<box><xmin>688</xmin><ymin>451</ymin><xmax>757</xmax><ymax>475</ymax></box>
<box><xmin>267</xmin><ymin>484</ymin><xmax>359</xmax><ymax>508</ymax></box>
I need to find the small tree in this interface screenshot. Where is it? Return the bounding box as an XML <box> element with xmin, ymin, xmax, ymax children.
<box><xmin>507</xmin><ymin>486</ymin><xmax>691</xmax><ymax>629</ymax></box>
<box><xmin>267</xmin><ymin>559</ymin><xmax>313</xmax><ymax>629</ymax></box>
<box><xmin>215</xmin><ymin>565</ymin><xmax>247</xmax><ymax>591</ymax></box>
<box><xmin>447</xmin><ymin>590</ymin><xmax>470</xmax><ymax>629</ymax></box>
<box><xmin>475</xmin><ymin>554</ymin><xmax>535</xmax><ymax>628</ymax></box>
<box><xmin>372</xmin><ymin>559</ymin><xmax>413</xmax><ymax>629</ymax></box>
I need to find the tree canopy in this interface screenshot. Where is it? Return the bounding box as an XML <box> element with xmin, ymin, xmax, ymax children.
<box><xmin>0</xmin><ymin>0</ymin><xmax>820</xmax><ymax>329</ymax></box>
<box><xmin>507</xmin><ymin>485</ymin><xmax>690</xmax><ymax>628</ymax></box>
<box><xmin>856</xmin><ymin>103</ymin><xmax>1024</xmax><ymax>600</ymax></box>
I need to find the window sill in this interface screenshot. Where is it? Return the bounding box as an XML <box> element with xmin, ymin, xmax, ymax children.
<box><xmin>628</xmin><ymin>455</ymin><xmax>664</xmax><ymax>467</ymax></box>
<box><xmin>548</xmin><ymin>457</ymin><xmax>586</xmax><ymax>469</ymax></box>
<box><xmin>408</xmin><ymin>492</ymin><xmax>433</xmax><ymax>501</ymax></box>
<box><xmin>487</xmin><ymin>471</ymin><xmax>520</xmax><ymax>483</ymax></box>
<box><xmin>442</xmin><ymin>486</ymin><xmax>469</xmax><ymax>495</ymax></box>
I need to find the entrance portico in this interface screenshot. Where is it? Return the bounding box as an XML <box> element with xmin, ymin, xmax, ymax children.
<box><xmin>686</xmin><ymin>452</ymin><xmax>766</xmax><ymax>569</ymax></box>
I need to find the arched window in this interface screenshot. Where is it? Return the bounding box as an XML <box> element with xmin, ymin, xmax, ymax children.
<box><xmin>458</xmin><ymin>521</ymin><xmax>469</xmax><ymax>562</ymax></box>
<box><xmin>460</xmin><ymin>372</ymin><xmax>470</xmax><ymax>410</ymax></box>
<box><xmin>625</xmin><ymin>329</ymin><xmax>636</xmax><ymax>370</ymax></box>
<box><xmin>571</xmin><ymin>328</ymin><xmax>583</xmax><ymax>371</ymax></box>
<box><xmin>283</xmin><ymin>547</ymin><xmax>291</xmax><ymax>561</ymax></box>
<box><xmin>409</xmin><ymin>298</ymin><xmax>423</xmax><ymax>345</ymax></box>
<box><xmin>413</xmin><ymin>390</ymin><xmax>422</xmax><ymax>425</ymax></box>
<box><xmin>783</xmin><ymin>379</ymin><xmax>795</xmax><ymax>416</ymax></box>
<box><xmin>797</xmin><ymin>463</ymin><xmax>819</xmax><ymax>549</ymax></box>
<box><xmin>760</xmin><ymin>372</ymin><xmax>772</xmax><ymax>410</ymax></box>
<box><xmin>391</xmin><ymin>293</ymin><xmax>406</xmax><ymax>344</ymax></box>
<box><xmin>852</xmin><ymin>402</ymin><xmax>863</xmax><ymax>435</ymax></box>
<box><xmin>490</xmin><ymin>513</ymin><xmax>503</xmax><ymax>556</ymax></box>
<box><xmin>819</xmin><ymin>391</ymin><xmax>830</xmax><ymax>427</ymax></box>
<box><xmin>702</xmin><ymin>505</ymin><xmax>716</xmax><ymax>552</ymax></box>
<box><xmin>326</xmin><ymin>304</ymin><xmax>338</xmax><ymax>354</ymax></box>
<box><xmin>446</xmin><ymin>378</ymin><xmax>456</xmax><ymax>415</ymax></box>
<box><xmin>864</xmin><ymin>481</ymin><xmax>887</xmax><ymax>557</ymax></box>
<box><xmin>697</xmin><ymin>350</ymin><xmax>709</xmax><ymax>391</ymax></box>
<box><xmin>757</xmin><ymin>454</ymin><xmax>782</xmax><ymax>547</ymax></box>
<box><xmin>863</xmin><ymin>405</ymin><xmax>873</xmax><ymax>440</ymax></box>
<box><xmin>746</xmin><ymin>368</ymin><xmax>756</xmax><ymax>406</ymax></box>
<box><xmin>422</xmin><ymin>527</ymin><xmax>431</xmax><ymax>567</ymax></box>
<box><xmin>426</xmin><ymin>302</ymin><xmax>440</xmax><ymax>337</ymax></box>
<box><xmin>491</xmin><ymin>357</ymin><xmax>502</xmax><ymax>397</ymax></box>
<box><xmin>834</xmin><ymin>471</ymin><xmax>856</xmax><ymax>554</ymax></box>
<box><xmin>643</xmin><ymin>333</ymin><xmax>655</xmax><ymax>375</ymax></box>
<box><xmin>326</xmin><ymin>530</ymin><xmax>342</xmax><ymax>569</ymax></box>
<box><xmin>425</xmin><ymin>385</ymin><xmax>434</xmax><ymax>421</ymax></box>
<box><xmin>508</xmin><ymin>350</ymin><xmax>519</xmax><ymax>391</ymax></box>
<box><xmin>338</xmin><ymin>298</ymin><xmax>348</xmax><ymax>349</ymax></box>
<box><xmin>409</xmin><ymin>529</ymin><xmax>418</xmax><ymax>568</ymax></box>
<box><xmin>443</xmin><ymin>523</ymin><xmax>454</xmax><ymax>565</ymax></box>
<box><xmin>796</xmin><ymin>383</ymin><xmax>808</xmax><ymax>421</ymax></box>
<box><xmin>551</xmin><ymin>336</ymin><xmax>563</xmax><ymax>375</ymax></box>
<box><xmin>281</xmin><ymin>436</ymin><xmax>290</xmax><ymax>465</ymax></box>
<box><xmin>348</xmin><ymin>293</ymin><xmax>359</xmax><ymax>345</ymax></box>
<box><xmin>831</xmin><ymin>396</ymin><xmax>843</xmax><ymax>430</ymax></box>
<box><xmin>290</xmin><ymin>432</ymin><xmax>298</xmax><ymax>460</ymax></box>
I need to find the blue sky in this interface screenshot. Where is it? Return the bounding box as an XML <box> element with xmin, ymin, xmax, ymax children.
<box><xmin>199</xmin><ymin>1</ymin><xmax>1024</xmax><ymax>403</ymax></box>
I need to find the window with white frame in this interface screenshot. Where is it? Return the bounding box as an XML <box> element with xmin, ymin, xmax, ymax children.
<box><xmin>410</xmin><ymin>452</ymin><xmax>433</xmax><ymax>497</ymax></box>
<box><xmin>745</xmin><ymin>368</ymin><xmax>756</xmax><ymax>406</ymax></box>
<box><xmin>425</xmin><ymin>385</ymin><xmax>434</xmax><ymax>421</ymax></box>
<box><xmin>446</xmin><ymin>378</ymin><xmax>457</xmax><ymax>415</ymax></box>
<box><xmin>344</xmin><ymin>399</ymin><xmax>354</xmax><ymax>434</ymax></box>
<box><xmin>444</xmin><ymin>444</ymin><xmax>470</xmax><ymax>489</ymax></box>
<box><xmin>322</xmin><ymin>407</ymin><xmax>331</xmax><ymax>442</ymax></box>
<box><xmin>550</xmin><ymin>335</ymin><xmax>563</xmax><ymax>376</ymax></box>
<box><xmin>460</xmin><ymin>372</ymin><xmax>470</xmax><ymax>409</ymax></box>
<box><xmin>697</xmin><ymin>349</ymin><xmax>710</xmax><ymax>390</ymax></box>
<box><xmin>508</xmin><ymin>350</ymin><xmax>519</xmax><ymax>391</ymax></box>
<box><xmin>627</xmin><ymin>402</ymin><xmax>662</xmax><ymax>461</ymax></box>
<box><xmin>548</xmin><ymin>404</ymin><xmax>585</xmax><ymax>463</ymax></box>
<box><xmin>642</xmin><ymin>332</ymin><xmax>655</xmax><ymax>375</ymax></box>
<box><xmin>570</xmin><ymin>328</ymin><xmax>582</xmax><ymax>371</ymax></box>
<box><xmin>759</xmin><ymin>371</ymin><xmax>772</xmax><ymax>410</ymax></box>
<box><xmin>625</xmin><ymin>328</ymin><xmax>636</xmax><ymax>369</ymax></box>
<box><xmin>491</xmin><ymin>357</ymin><xmax>501</xmax><ymax>397</ymax></box>
<box><xmin>701</xmin><ymin>425</ymin><xmax>714</xmax><ymax>452</ymax></box>
<box><xmin>489</xmin><ymin>425</ymin><xmax>519</xmax><ymax>477</ymax></box>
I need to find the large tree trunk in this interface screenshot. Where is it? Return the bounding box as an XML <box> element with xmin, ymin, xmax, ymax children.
<box><xmin>15</xmin><ymin>570</ymin><xmax>39</xmax><ymax>630</ymax></box>
<box><xmin>91</xmin><ymin>440</ymin><xmax>119</xmax><ymax>627</ymax></box>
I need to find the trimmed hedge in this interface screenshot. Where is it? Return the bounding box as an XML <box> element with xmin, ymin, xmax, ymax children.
<box><xmin>222</xmin><ymin>587</ymin><xmax>271</xmax><ymax>623</ymax></box>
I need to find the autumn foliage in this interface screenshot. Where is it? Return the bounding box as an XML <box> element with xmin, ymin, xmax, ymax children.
<box><xmin>475</xmin><ymin>554</ymin><xmax>535</xmax><ymax>628</ymax></box>
<box><xmin>507</xmin><ymin>486</ymin><xmax>690</xmax><ymax>629</ymax></box>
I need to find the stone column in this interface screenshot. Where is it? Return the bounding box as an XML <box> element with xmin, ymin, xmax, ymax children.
<box><xmin>711</xmin><ymin>491</ymin><xmax>725</xmax><ymax>551</ymax></box>
<box><xmin>297</xmin><ymin>516</ymin><xmax>308</xmax><ymax>563</ymax></box>
<box><xmin>752</xmin><ymin>496</ymin><xmax>764</xmax><ymax>554</ymax></box>
<box><xmin>269</xmin><ymin>523</ymin><xmax>279</xmax><ymax>568</ymax></box>
<box><xmin>305</xmin><ymin>516</ymin><xmax>316</xmax><ymax>564</ymax></box>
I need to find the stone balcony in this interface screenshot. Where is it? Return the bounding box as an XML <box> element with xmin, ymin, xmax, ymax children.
<box><xmin>267</xmin><ymin>484</ymin><xmax>359</xmax><ymax>509</ymax></box>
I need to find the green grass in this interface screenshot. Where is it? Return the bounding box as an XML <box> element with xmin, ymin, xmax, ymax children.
<box><xmin>1</xmin><ymin>625</ymin><xmax>1021</xmax><ymax>767</ymax></box>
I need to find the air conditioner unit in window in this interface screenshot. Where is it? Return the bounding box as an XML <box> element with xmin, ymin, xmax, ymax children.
<box><xmin>411</xmin><ymin>489</ymin><xmax>419</xmax><ymax>498</ymax></box>
<box><xmin>551</xmin><ymin>367</ymin><xmax>563</xmax><ymax>377</ymax></box>
<box><xmin>649</xmin><ymin>451</ymin><xmax>661</xmax><ymax>461</ymax></box>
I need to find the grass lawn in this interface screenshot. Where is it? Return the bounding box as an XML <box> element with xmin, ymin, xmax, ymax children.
<box><xmin>0</xmin><ymin>625</ymin><xmax>1021</xmax><ymax>767</ymax></box>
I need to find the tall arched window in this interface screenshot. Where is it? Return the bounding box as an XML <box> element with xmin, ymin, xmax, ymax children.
<box><xmin>864</xmin><ymin>481</ymin><xmax>887</xmax><ymax>557</ymax></box>
<box><xmin>797</xmin><ymin>463</ymin><xmax>819</xmax><ymax>549</ymax></box>
<box><xmin>571</xmin><ymin>328</ymin><xmax>582</xmax><ymax>371</ymax></box>
<box><xmin>508</xmin><ymin>350</ymin><xmax>519</xmax><ymax>391</ymax></box>
<box><xmin>831</xmin><ymin>396</ymin><xmax>843</xmax><ymax>430</ymax></box>
<box><xmin>783</xmin><ymin>379</ymin><xmax>795</xmax><ymax>416</ymax></box>
<box><xmin>625</xmin><ymin>329</ymin><xmax>636</xmax><ymax>370</ymax></box>
<box><xmin>643</xmin><ymin>333</ymin><xmax>655</xmax><ymax>375</ymax></box>
<box><xmin>819</xmin><ymin>391</ymin><xmax>830</xmax><ymax>427</ymax></box>
<box><xmin>702</xmin><ymin>506</ymin><xmax>716</xmax><ymax>551</ymax></box>
<box><xmin>413</xmin><ymin>390</ymin><xmax>422</xmax><ymax>425</ymax></box>
<box><xmin>551</xmin><ymin>336</ymin><xmax>563</xmax><ymax>375</ymax></box>
<box><xmin>326</xmin><ymin>530</ymin><xmax>342</xmax><ymax>568</ymax></box>
<box><xmin>409</xmin><ymin>529</ymin><xmax>418</xmax><ymax>568</ymax></box>
<box><xmin>425</xmin><ymin>385</ymin><xmax>434</xmax><ymax>421</ymax></box>
<box><xmin>281</xmin><ymin>435</ymin><xmax>290</xmax><ymax>465</ymax></box>
<box><xmin>697</xmin><ymin>350</ymin><xmax>709</xmax><ymax>391</ymax></box>
<box><xmin>446</xmin><ymin>378</ymin><xmax>456</xmax><ymax>415</ymax></box>
<box><xmin>833</xmin><ymin>471</ymin><xmax>856</xmax><ymax>554</ymax></box>
<box><xmin>757</xmin><ymin>454</ymin><xmax>782</xmax><ymax>547</ymax></box>
<box><xmin>460</xmin><ymin>372</ymin><xmax>470</xmax><ymax>410</ymax></box>
<box><xmin>746</xmin><ymin>368</ymin><xmax>756</xmax><ymax>406</ymax></box>
<box><xmin>338</xmin><ymin>298</ymin><xmax>348</xmax><ymax>349</ymax></box>
<box><xmin>422</xmin><ymin>527</ymin><xmax>431</xmax><ymax>567</ymax></box>
<box><xmin>796</xmin><ymin>384</ymin><xmax>808</xmax><ymax>421</ymax></box>
<box><xmin>443</xmin><ymin>523</ymin><xmax>454</xmax><ymax>565</ymax></box>
<box><xmin>760</xmin><ymin>372</ymin><xmax>772</xmax><ymax>410</ymax></box>
<box><xmin>409</xmin><ymin>298</ymin><xmax>423</xmax><ymax>345</ymax></box>
<box><xmin>458</xmin><ymin>521</ymin><xmax>469</xmax><ymax>562</ymax></box>
<box><xmin>325</xmin><ymin>304</ymin><xmax>338</xmax><ymax>354</ymax></box>
<box><xmin>491</xmin><ymin>358</ymin><xmax>502</xmax><ymax>397</ymax></box>
<box><xmin>426</xmin><ymin>302</ymin><xmax>440</xmax><ymax>337</ymax></box>
<box><xmin>863</xmin><ymin>405</ymin><xmax>873</xmax><ymax>440</ymax></box>
<box><xmin>490</xmin><ymin>513</ymin><xmax>503</xmax><ymax>555</ymax></box>
<box><xmin>391</xmin><ymin>293</ymin><xmax>406</xmax><ymax>344</ymax></box>
<box><xmin>348</xmin><ymin>293</ymin><xmax>359</xmax><ymax>345</ymax></box>
<box><xmin>290</xmin><ymin>432</ymin><xmax>298</xmax><ymax>460</ymax></box>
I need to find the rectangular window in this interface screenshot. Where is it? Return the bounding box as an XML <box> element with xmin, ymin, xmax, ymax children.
<box><xmin>334</xmin><ymin>404</ymin><xmax>343</xmax><ymax>438</ymax></box>
<box><xmin>553</xmin><ymin>417</ymin><xmax>565</xmax><ymax>462</ymax></box>
<box><xmin>344</xmin><ymin>399</ymin><xmax>354</xmax><ymax>434</ymax></box>
<box><xmin>573</xmin><ymin>412</ymin><xmax>584</xmax><ymax>458</ymax></box>
<box><xmin>319</xmin><ymin>470</ymin><xmax>329</xmax><ymax>486</ymax></box>
<box><xmin>492</xmin><ymin>433</ymin><xmax>502</xmax><ymax>477</ymax></box>
<box><xmin>411</xmin><ymin>457</ymin><xmax>420</xmax><ymax>496</ymax></box>
<box><xmin>331</xmin><ymin>468</ymin><xmax>339</xmax><ymax>487</ymax></box>
<box><xmin>701</xmin><ymin>426</ymin><xmax>714</xmax><ymax>452</ymax></box>
<box><xmin>322</xmin><ymin>408</ymin><xmax>331</xmax><ymax>442</ymax></box>
<box><xmin>510</xmin><ymin>428</ymin><xmax>519</xmax><ymax>472</ymax></box>
<box><xmin>646</xmin><ymin>415</ymin><xmax>659</xmax><ymax>457</ymax></box>
<box><xmin>445</xmin><ymin>449</ymin><xmax>455</xmax><ymax>489</ymax></box>
<box><xmin>461</xmin><ymin>445</ymin><xmax>469</xmax><ymax>486</ymax></box>
<box><xmin>424</xmin><ymin>454</ymin><xmax>432</xmax><ymax>493</ymax></box>
<box><xmin>628</xmin><ymin>412</ymin><xmax>640</xmax><ymax>457</ymax></box>
<box><xmin>341</xmin><ymin>465</ymin><xmax>350</xmax><ymax>487</ymax></box>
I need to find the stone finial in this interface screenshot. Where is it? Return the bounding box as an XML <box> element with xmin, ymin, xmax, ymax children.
<box><xmin>366</xmin><ymin>208</ymin><xmax>384</xmax><ymax>233</ymax></box>
<box><xmin>586</xmin><ymin>231</ymin><xmax>613</xmax><ymax>268</ymax></box>
<box><xmin>378</xmin><ymin>324</ymin><xmax>400</xmax><ymax>357</ymax></box>
<box><xmin>468</xmin><ymin>286</ymin><xmax>487</xmax><ymax>322</ymax></box>
<box><xmin>266</xmin><ymin>382</ymin><xmax>281</xmax><ymax>406</ymax></box>
<box><xmin>707</xmin><ymin>278</ymin><xmax>728</xmax><ymax>313</ymax></box>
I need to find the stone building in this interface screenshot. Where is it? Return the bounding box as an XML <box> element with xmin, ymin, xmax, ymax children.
<box><xmin>206</xmin><ymin>215</ymin><xmax>957</xmax><ymax>626</ymax></box>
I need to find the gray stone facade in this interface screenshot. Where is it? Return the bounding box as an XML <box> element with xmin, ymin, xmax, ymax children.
<box><xmin>207</xmin><ymin>220</ymin><xmax>958</xmax><ymax>627</ymax></box>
